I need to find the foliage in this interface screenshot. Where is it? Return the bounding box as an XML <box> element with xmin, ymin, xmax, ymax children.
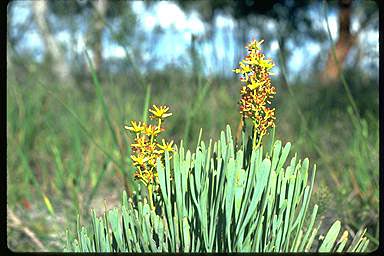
<box><xmin>275</xmin><ymin>79</ymin><xmax>379</xmax><ymax>246</ymax></box>
<box><xmin>65</xmin><ymin>126</ymin><xmax>369</xmax><ymax>252</ymax></box>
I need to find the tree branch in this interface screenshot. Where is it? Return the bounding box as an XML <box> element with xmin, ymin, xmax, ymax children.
<box><xmin>7</xmin><ymin>209</ymin><xmax>47</xmax><ymax>251</ymax></box>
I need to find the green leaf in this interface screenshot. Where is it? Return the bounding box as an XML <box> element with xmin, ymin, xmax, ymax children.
<box><xmin>318</xmin><ymin>220</ymin><xmax>341</xmax><ymax>252</ymax></box>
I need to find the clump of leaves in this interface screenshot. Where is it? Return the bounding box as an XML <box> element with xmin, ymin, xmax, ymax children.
<box><xmin>65</xmin><ymin>126</ymin><xmax>369</xmax><ymax>252</ymax></box>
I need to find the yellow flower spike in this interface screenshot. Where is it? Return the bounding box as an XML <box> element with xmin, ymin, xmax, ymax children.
<box><xmin>149</xmin><ymin>105</ymin><xmax>172</xmax><ymax>120</ymax></box>
<box><xmin>234</xmin><ymin>39</ymin><xmax>276</xmax><ymax>149</ymax></box>
<box><xmin>124</xmin><ymin>121</ymin><xmax>145</xmax><ymax>133</ymax></box>
<box><xmin>126</xmin><ymin>104</ymin><xmax>174</xmax><ymax>200</ymax></box>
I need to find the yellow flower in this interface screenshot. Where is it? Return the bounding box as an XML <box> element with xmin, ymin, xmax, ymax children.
<box><xmin>125</xmin><ymin>121</ymin><xmax>144</xmax><ymax>133</ymax></box>
<box><xmin>240</xmin><ymin>86</ymin><xmax>248</xmax><ymax>95</ymax></box>
<box><xmin>246</xmin><ymin>39</ymin><xmax>264</xmax><ymax>51</ymax></box>
<box><xmin>157</xmin><ymin>139</ymin><xmax>174</xmax><ymax>152</ymax></box>
<box><xmin>248</xmin><ymin>79</ymin><xmax>265</xmax><ymax>90</ymax></box>
<box><xmin>144</xmin><ymin>124</ymin><xmax>161</xmax><ymax>137</ymax></box>
<box><xmin>131</xmin><ymin>154</ymin><xmax>148</xmax><ymax>166</ymax></box>
<box><xmin>244</xmin><ymin>57</ymin><xmax>256</xmax><ymax>67</ymax></box>
<box><xmin>131</xmin><ymin>136</ymin><xmax>147</xmax><ymax>149</ymax></box>
<box><xmin>149</xmin><ymin>105</ymin><xmax>172</xmax><ymax>120</ymax></box>
<box><xmin>147</xmin><ymin>156</ymin><xmax>157</xmax><ymax>167</ymax></box>
<box><xmin>237</xmin><ymin>62</ymin><xmax>252</xmax><ymax>74</ymax></box>
<box><xmin>258</xmin><ymin>58</ymin><xmax>274</xmax><ymax>69</ymax></box>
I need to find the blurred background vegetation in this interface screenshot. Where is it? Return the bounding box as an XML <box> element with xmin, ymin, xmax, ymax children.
<box><xmin>7</xmin><ymin>0</ymin><xmax>378</xmax><ymax>252</ymax></box>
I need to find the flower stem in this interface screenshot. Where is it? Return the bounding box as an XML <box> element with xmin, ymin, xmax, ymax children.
<box><xmin>252</xmin><ymin>124</ymin><xmax>258</xmax><ymax>149</ymax></box>
<box><xmin>147</xmin><ymin>184</ymin><xmax>155</xmax><ymax>210</ymax></box>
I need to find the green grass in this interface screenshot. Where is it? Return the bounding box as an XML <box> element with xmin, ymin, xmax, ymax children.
<box><xmin>6</xmin><ymin>60</ymin><xmax>378</xmax><ymax>251</ymax></box>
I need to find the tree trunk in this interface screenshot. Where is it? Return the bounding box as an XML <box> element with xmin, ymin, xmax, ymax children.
<box><xmin>321</xmin><ymin>0</ymin><xmax>356</xmax><ymax>83</ymax></box>
<box><xmin>7</xmin><ymin>11</ymin><xmax>13</xmax><ymax>71</ymax></box>
<box><xmin>32</xmin><ymin>0</ymin><xmax>72</xmax><ymax>85</ymax></box>
<box><xmin>277</xmin><ymin>36</ymin><xmax>289</xmax><ymax>89</ymax></box>
<box><xmin>91</xmin><ymin>0</ymin><xmax>108</xmax><ymax>73</ymax></box>
<box><xmin>190</xmin><ymin>34</ymin><xmax>199</xmax><ymax>84</ymax></box>
<box><xmin>7</xmin><ymin>40</ymin><xmax>13</xmax><ymax>72</ymax></box>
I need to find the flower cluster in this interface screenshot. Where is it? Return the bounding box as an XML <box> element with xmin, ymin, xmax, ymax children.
<box><xmin>125</xmin><ymin>105</ymin><xmax>174</xmax><ymax>187</ymax></box>
<box><xmin>233</xmin><ymin>39</ymin><xmax>276</xmax><ymax>148</ymax></box>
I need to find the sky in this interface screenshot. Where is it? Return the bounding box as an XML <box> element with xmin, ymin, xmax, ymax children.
<box><xmin>9</xmin><ymin>1</ymin><xmax>378</xmax><ymax>81</ymax></box>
